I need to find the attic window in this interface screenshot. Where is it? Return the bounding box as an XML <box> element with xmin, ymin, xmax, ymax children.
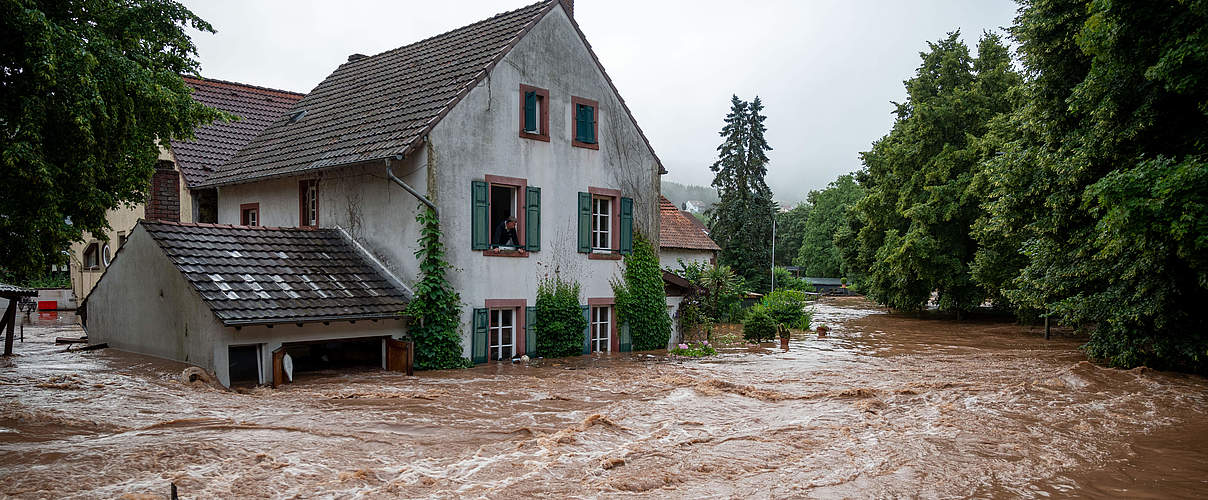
<box><xmin>571</xmin><ymin>96</ymin><xmax>599</xmax><ymax>150</ymax></box>
<box><xmin>519</xmin><ymin>84</ymin><xmax>549</xmax><ymax>142</ymax></box>
<box><xmin>289</xmin><ymin>109</ymin><xmax>307</xmax><ymax>123</ymax></box>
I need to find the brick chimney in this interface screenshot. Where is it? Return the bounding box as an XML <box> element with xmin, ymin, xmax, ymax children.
<box><xmin>560</xmin><ymin>0</ymin><xmax>573</xmax><ymax>18</ymax></box>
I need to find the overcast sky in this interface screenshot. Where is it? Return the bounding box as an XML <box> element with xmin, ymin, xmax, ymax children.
<box><xmin>181</xmin><ymin>0</ymin><xmax>1019</xmax><ymax>203</ymax></box>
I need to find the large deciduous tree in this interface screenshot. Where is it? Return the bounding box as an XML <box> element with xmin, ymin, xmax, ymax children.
<box><xmin>793</xmin><ymin>174</ymin><xmax>864</xmax><ymax>278</ymax></box>
<box><xmin>977</xmin><ymin>0</ymin><xmax>1208</xmax><ymax>371</ymax></box>
<box><xmin>1</xmin><ymin>0</ymin><xmax>226</xmax><ymax>279</ymax></box>
<box><xmin>838</xmin><ymin>32</ymin><xmax>1019</xmax><ymax>314</ymax></box>
<box><xmin>709</xmin><ymin>95</ymin><xmax>776</xmax><ymax>291</ymax></box>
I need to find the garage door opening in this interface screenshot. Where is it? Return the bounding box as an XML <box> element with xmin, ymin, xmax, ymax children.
<box><xmin>282</xmin><ymin>337</ymin><xmax>383</xmax><ymax>376</ymax></box>
<box><xmin>228</xmin><ymin>344</ymin><xmax>261</xmax><ymax>386</ymax></box>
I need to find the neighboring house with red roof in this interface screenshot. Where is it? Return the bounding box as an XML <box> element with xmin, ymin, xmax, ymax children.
<box><xmin>69</xmin><ymin>77</ymin><xmax>303</xmax><ymax>301</ymax></box>
<box><xmin>658</xmin><ymin>196</ymin><xmax>720</xmax><ymax>270</ymax></box>
<box><xmin>86</xmin><ymin>0</ymin><xmax>669</xmax><ymax>385</ymax></box>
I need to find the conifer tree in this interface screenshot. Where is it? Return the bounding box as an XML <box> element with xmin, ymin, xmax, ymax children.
<box><xmin>709</xmin><ymin>95</ymin><xmax>776</xmax><ymax>291</ymax></box>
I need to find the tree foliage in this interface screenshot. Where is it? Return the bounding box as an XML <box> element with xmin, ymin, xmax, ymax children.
<box><xmin>838</xmin><ymin>31</ymin><xmax>1020</xmax><ymax>313</ymax></box>
<box><xmin>0</xmin><ymin>0</ymin><xmax>229</xmax><ymax>279</ymax></box>
<box><xmin>613</xmin><ymin>234</ymin><xmax>672</xmax><ymax>351</ymax></box>
<box><xmin>535</xmin><ymin>275</ymin><xmax>588</xmax><ymax>358</ymax></box>
<box><xmin>792</xmin><ymin>174</ymin><xmax>865</xmax><ymax>277</ymax></box>
<box><xmin>669</xmin><ymin>260</ymin><xmax>744</xmax><ymax>323</ymax></box>
<box><xmin>709</xmin><ymin>95</ymin><xmax>776</xmax><ymax>291</ymax></box>
<box><xmin>974</xmin><ymin>0</ymin><xmax>1208</xmax><ymax>371</ymax></box>
<box><xmin>406</xmin><ymin>208</ymin><xmax>472</xmax><ymax>370</ymax></box>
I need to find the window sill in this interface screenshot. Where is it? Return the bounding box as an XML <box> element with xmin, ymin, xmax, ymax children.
<box><xmin>572</xmin><ymin>139</ymin><xmax>599</xmax><ymax>150</ymax></box>
<box><xmin>485</xmin><ymin>248</ymin><xmax>529</xmax><ymax>258</ymax></box>
<box><xmin>519</xmin><ymin>131</ymin><xmax>550</xmax><ymax>142</ymax></box>
<box><xmin>587</xmin><ymin>252</ymin><xmax>621</xmax><ymax>260</ymax></box>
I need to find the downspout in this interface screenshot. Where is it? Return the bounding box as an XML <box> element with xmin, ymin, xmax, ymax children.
<box><xmin>385</xmin><ymin>155</ymin><xmax>438</xmax><ymax>218</ymax></box>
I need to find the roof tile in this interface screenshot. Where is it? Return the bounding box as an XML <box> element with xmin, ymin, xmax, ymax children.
<box><xmin>659</xmin><ymin>196</ymin><xmax>720</xmax><ymax>251</ymax></box>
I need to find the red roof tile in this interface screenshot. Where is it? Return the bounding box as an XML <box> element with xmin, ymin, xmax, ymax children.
<box><xmin>170</xmin><ymin>77</ymin><xmax>304</xmax><ymax>187</ymax></box>
<box><xmin>659</xmin><ymin>196</ymin><xmax>720</xmax><ymax>251</ymax></box>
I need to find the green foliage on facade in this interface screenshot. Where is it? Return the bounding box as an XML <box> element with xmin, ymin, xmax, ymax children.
<box><xmin>406</xmin><ymin>208</ymin><xmax>472</xmax><ymax>370</ymax></box>
<box><xmin>535</xmin><ymin>275</ymin><xmax>587</xmax><ymax>358</ymax></box>
<box><xmin>613</xmin><ymin>235</ymin><xmax>671</xmax><ymax>351</ymax></box>
<box><xmin>709</xmin><ymin>95</ymin><xmax>777</xmax><ymax>292</ymax></box>
<box><xmin>0</xmin><ymin>0</ymin><xmax>230</xmax><ymax>280</ymax></box>
<box><xmin>837</xmin><ymin>31</ymin><xmax>1020</xmax><ymax>314</ymax></box>
<box><xmin>971</xmin><ymin>0</ymin><xmax>1208</xmax><ymax>371</ymax></box>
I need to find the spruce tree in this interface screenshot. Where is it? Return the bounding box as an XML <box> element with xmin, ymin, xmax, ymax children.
<box><xmin>709</xmin><ymin>95</ymin><xmax>776</xmax><ymax>291</ymax></box>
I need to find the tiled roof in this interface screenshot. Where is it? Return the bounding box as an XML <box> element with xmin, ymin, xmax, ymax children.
<box><xmin>202</xmin><ymin>2</ymin><xmax>553</xmax><ymax>186</ymax></box>
<box><xmin>141</xmin><ymin>221</ymin><xmax>409</xmax><ymax>326</ymax></box>
<box><xmin>203</xmin><ymin>0</ymin><xmax>666</xmax><ymax>187</ymax></box>
<box><xmin>0</xmin><ymin>283</ymin><xmax>37</xmax><ymax>297</ymax></box>
<box><xmin>659</xmin><ymin>196</ymin><xmax>720</xmax><ymax>251</ymax></box>
<box><xmin>170</xmin><ymin>77</ymin><xmax>304</xmax><ymax>188</ymax></box>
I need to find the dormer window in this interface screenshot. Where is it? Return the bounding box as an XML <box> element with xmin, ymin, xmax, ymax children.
<box><xmin>299</xmin><ymin>180</ymin><xmax>318</xmax><ymax>227</ymax></box>
<box><xmin>571</xmin><ymin>96</ymin><xmax>599</xmax><ymax>149</ymax></box>
<box><xmin>519</xmin><ymin>84</ymin><xmax>549</xmax><ymax>142</ymax></box>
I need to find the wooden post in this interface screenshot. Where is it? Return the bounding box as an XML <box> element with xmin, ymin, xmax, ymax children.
<box><xmin>1044</xmin><ymin>313</ymin><xmax>1051</xmax><ymax>340</ymax></box>
<box><xmin>3</xmin><ymin>300</ymin><xmax>16</xmax><ymax>356</ymax></box>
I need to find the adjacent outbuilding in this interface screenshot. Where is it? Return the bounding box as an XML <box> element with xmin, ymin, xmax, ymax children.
<box><xmin>83</xmin><ymin>221</ymin><xmax>413</xmax><ymax>387</ymax></box>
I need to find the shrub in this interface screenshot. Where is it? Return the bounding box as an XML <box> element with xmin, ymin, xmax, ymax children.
<box><xmin>669</xmin><ymin>260</ymin><xmax>743</xmax><ymax>324</ymax></box>
<box><xmin>614</xmin><ymin>235</ymin><xmax>672</xmax><ymax>351</ymax></box>
<box><xmin>406</xmin><ymin>208</ymin><xmax>472</xmax><ymax>370</ymax></box>
<box><xmin>535</xmin><ymin>276</ymin><xmax>587</xmax><ymax>358</ymax></box>
<box><xmin>743</xmin><ymin>307</ymin><xmax>777</xmax><ymax>342</ymax></box>
<box><xmin>772</xmin><ymin>266</ymin><xmax>814</xmax><ymax>292</ymax></box>
<box><xmin>762</xmin><ymin>289</ymin><xmax>812</xmax><ymax>330</ymax></box>
<box><xmin>670</xmin><ymin>341</ymin><xmax>717</xmax><ymax>357</ymax></box>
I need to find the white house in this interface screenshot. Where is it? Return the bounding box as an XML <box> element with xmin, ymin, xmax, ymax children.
<box><xmin>86</xmin><ymin>0</ymin><xmax>667</xmax><ymax>384</ymax></box>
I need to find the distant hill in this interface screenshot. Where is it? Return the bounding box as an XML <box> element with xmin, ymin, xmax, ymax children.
<box><xmin>661</xmin><ymin>180</ymin><xmax>719</xmax><ymax>210</ymax></box>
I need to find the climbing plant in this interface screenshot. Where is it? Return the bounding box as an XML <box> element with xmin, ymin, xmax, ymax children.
<box><xmin>612</xmin><ymin>234</ymin><xmax>671</xmax><ymax>351</ymax></box>
<box><xmin>406</xmin><ymin>207</ymin><xmax>472</xmax><ymax>370</ymax></box>
<box><xmin>535</xmin><ymin>275</ymin><xmax>588</xmax><ymax>358</ymax></box>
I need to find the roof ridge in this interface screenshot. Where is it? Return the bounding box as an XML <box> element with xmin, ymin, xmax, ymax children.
<box><xmin>339</xmin><ymin>0</ymin><xmax>554</xmax><ymax>70</ymax></box>
<box><xmin>182</xmin><ymin>75</ymin><xmax>306</xmax><ymax>98</ymax></box>
<box><xmin>141</xmin><ymin>220</ymin><xmax>323</xmax><ymax>232</ymax></box>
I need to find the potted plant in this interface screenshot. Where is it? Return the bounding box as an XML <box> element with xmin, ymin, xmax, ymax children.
<box><xmin>778</xmin><ymin>324</ymin><xmax>791</xmax><ymax>350</ymax></box>
<box><xmin>816</xmin><ymin>324</ymin><xmax>830</xmax><ymax>337</ymax></box>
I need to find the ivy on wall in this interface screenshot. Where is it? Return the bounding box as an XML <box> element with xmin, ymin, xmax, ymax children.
<box><xmin>535</xmin><ymin>275</ymin><xmax>587</xmax><ymax>358</ymax></box>
<box><xmin>406</xmin><ymin>207</ymin><xmax>472</xmax><ymax>370</ymax></box>
<box><xmin>613</xmin><ymin>234</ymin><xmax>671</xmax><ymax>351</ymax></box>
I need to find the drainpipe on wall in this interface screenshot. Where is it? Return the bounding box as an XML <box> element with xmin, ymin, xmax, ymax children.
<box><xmin>385</xmin><ymin>155</ymin><xmax>438</xmax><ymax>218</ymax></box>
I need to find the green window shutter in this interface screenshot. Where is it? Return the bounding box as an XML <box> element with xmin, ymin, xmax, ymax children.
<box><xmin>576</xmin><ymin>105</ymin><xmax>596</xmax><ymax>144</ymax></box>
<box><xmin>524</xmin><ymin>91</ymin><xmax>537</xmax><ymax>133</ymax></box>
<box><xmin>620</xmin><ymin>321</ymin><xmax>631</xmax><ymax>352</ymax></box>
<box><xmin>582</xmin><ymin>305</ymin><xmax>591</xmax><ymax>355</ymax></box>
<box><xmin>619</xmin><ymin>196</ymin><xmax>633</xmax><ymax>254</ymax></box>
<box><xmin>525</xmin><ymin>186</ymin><xmax>541</xmax><ymax>252</ymax></box>
<box><xmin>525</xmin><ymin>306</ymin><xmax>538</xmax><ymax>356</ymax></box>
<box><xmin>472</xmin><ymin>308</ymin><xmax>488</xmax><ymax>364</ymax></box>
<box><xmin>577</xmin><ymin>191</ymin><xmax>591</xmax><ymax>253</ymax></box>
<box><xmin>471</xmin><ymin>181</ymin><xmax>489</xmax><ymax>250</ymax></box>
<box><xmin>575</xmin><ymin>105</ymin><xmax>585</xmax><ymax>141</ymax></box>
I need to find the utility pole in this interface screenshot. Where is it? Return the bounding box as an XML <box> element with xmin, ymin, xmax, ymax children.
<box><xmin>770</xmin><ymin>214</ymin><xmax>776</xmax><ymax>294</ymax></box>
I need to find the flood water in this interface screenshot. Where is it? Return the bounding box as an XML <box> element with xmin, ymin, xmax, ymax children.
<box><xmin>2</xmin><ymin>298</ymin><xmax>1206</xmax><ymax>498</ymax></box>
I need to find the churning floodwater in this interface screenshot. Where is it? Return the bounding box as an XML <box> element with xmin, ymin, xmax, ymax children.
<box><xmin>2</xmin><ymin>298</ymin><xmax>1206</xmax><ymax>498</ymax></box>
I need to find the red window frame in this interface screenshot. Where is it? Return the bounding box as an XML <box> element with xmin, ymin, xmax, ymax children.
<box><xmin>587</xmin><ymin>186</ymin><xmax>621</xmax><ymax>260</ymax></box>
<box><xmin>571</xmin><ymin>96</ymin><xmax>600</xmax><ymax>150</ymax></box>
<box><xmin>240</xmin><ymin>203</ymin><xmax>260</xmax><ymax>226</ymax></box>
<box><xmin>484</xmin><ymin>174</ymin><xmax>529</xmax><ymax>257</ymax></box>
<box><xmin>519</xmin><ymin>84</ymin><xmax>550</xmax><ymax>142</ymax></box>
<box><xmin>485</xmin><ymin>298</ymin><xmax>527</xmax><ymax>358</ymax></box>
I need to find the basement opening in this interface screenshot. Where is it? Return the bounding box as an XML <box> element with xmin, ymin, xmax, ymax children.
<box><xmin>228</xmin><ymin>344</ymin><xmax>262</xmax><ymax>386</ymax></box>
<box><xmin>281</xmin><ymin>337</ymin><xmax>383</xmax><ymax>376</ymax></box>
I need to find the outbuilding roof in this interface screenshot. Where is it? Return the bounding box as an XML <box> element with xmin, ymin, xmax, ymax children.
<box><xmin>141</xmin><ymin>221</ymin><xmax>409</xmax><ymax>326</ymax></box>
<box><xmin>659</xmin><ymin>196</ymin><xmax>720</xmax><ymax>251</ymax></box>
<box><xmin>202</xmin><ymin>0</ymin><xmax>665</xmax><ymax>187</ymax></box>
<box><xmin>170</xmin><ymin>77</ymin><xmax>304</xmax><ymax>187</ymax></box>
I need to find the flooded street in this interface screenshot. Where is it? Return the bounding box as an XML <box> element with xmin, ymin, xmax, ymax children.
<box><xmin>2</xmin><ymin>298</ymin><xmax>1206</xmax><ymax>499</ymax></box>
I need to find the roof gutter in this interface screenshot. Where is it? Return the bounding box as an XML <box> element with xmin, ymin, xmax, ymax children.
<box><xmin>385</xmin><ymin>155</ymin><xmax>438</xmax><ymax>218</ymax></box>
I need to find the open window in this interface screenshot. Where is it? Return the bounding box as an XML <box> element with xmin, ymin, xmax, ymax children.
<box><xmin>240</xmin><ymin>203</ymin><xmax>260</xmax><ymax>226</ymax></box>
<box><xmin>519</xmin><ymin>84</ymin><xmax>550</xmax><ymax>142</ymax></box>
<box><xmin>82</xmin><ymin>243</ymin><xmax>100</xmax><ymax>269</ymax></box>
<box><xmin>471</xmin><ymin>177</ymin><xmax>540</xmax><ymax>254</ymax></box>
<box><xmin>299</xmin><ymin>180</ymin><xmax>318</xmax><ymax>227</ymax></box>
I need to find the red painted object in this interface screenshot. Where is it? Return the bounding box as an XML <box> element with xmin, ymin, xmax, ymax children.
<box><xmin>37</xmin><ymin>300</ymin><xmax>56</xmax><ymax>311</ymax></box>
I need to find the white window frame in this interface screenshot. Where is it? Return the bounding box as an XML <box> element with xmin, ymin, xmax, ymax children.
<box><xmin>304</xmin><ymin>182</ymin><xmax>318</xmax><ymax>226</ymax></box>
<box><xmin>242</xmin><ymin>207</ymin><xmax>259</xmax><ymax>226</ymax></box>
<box><xmin>489</xmin><ymin>308</ymin><xmax>516</xmax><ymax>361</ymax></box>
<box><xmin>591</xmin><ymin>196</ymin><xmax>612</xmax><ymax>251</ymax></box>
<box><xmin>591</xmin><ymin>305</ymin><xmax>611</xmax><ymax>353</ymax></box>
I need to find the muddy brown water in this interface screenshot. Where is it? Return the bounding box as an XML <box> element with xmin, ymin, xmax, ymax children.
<box><xmin>1</xmin><ymin>298</ymin><xmax>1205</xmax><ymax>499</ymax></box>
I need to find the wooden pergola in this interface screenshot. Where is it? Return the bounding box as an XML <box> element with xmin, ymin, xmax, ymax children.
<box><xmin>0</xmin><ymin>283</ymin><xmax>38</xmax><ymax>356</ymax></box>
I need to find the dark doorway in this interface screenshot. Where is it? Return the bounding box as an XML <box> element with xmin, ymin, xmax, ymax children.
<box><xmin>228</xmin><ymin>344</ymin><xmax>261</xmax><ymax>385</ymax></box>
<box><xmin>282</xmin><ymin>337</ymin><xmax>382</xmax><ymax>374</ymax></box>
